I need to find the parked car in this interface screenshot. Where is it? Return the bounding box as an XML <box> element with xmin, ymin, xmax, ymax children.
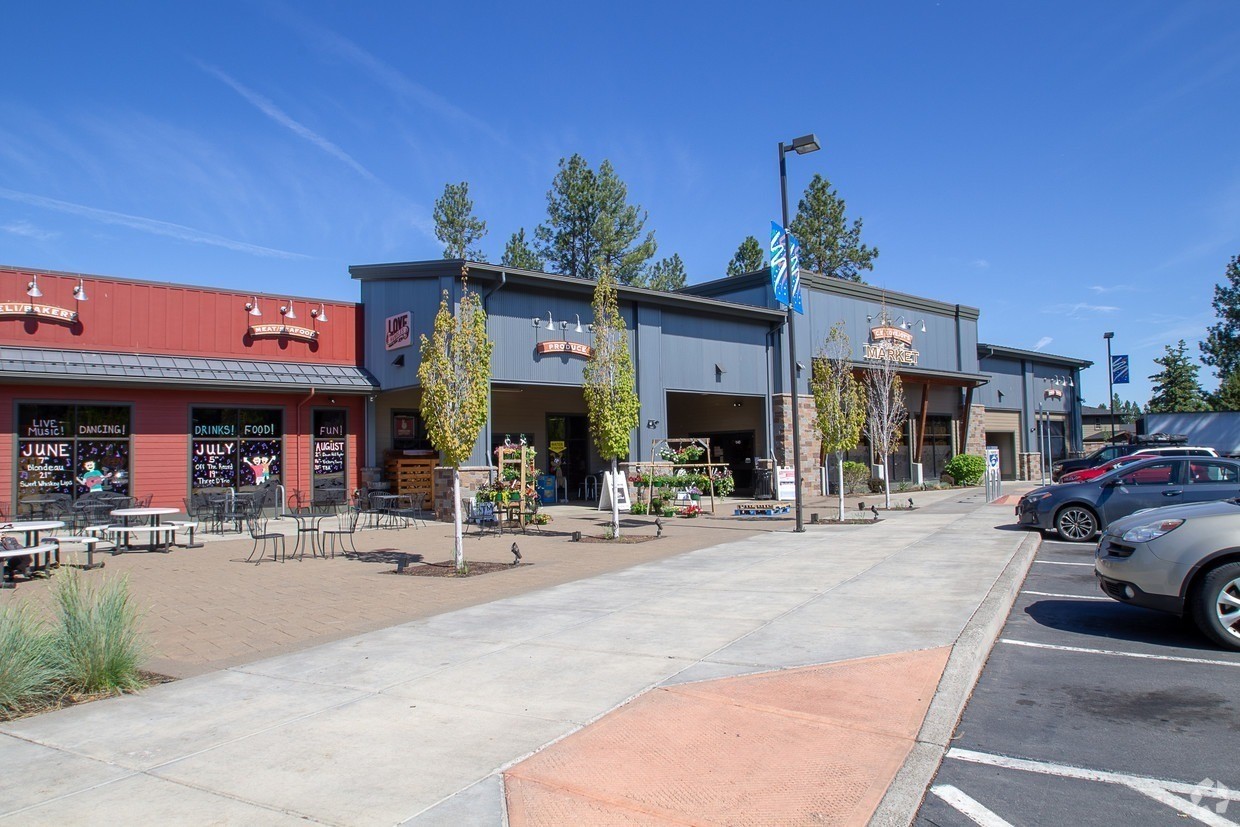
<box><xmin>1095</xmin><ymin>498</ymin><xmax>1240</xmax><ymax>650</ymax></box>
<box><xmin>1051</xmin><ymin>433</ymin><xmax>1199</xmax><ymax>481</ymax></box>
<box><xmin>1017</xmin><ymin>456</ymin><xmax>1240</xmax><ymax>541</ymax></box>
<box><xmin>1059</xmin><ymin>446</ymin><xmax>1220</xmax><ymax>484</ymax></box>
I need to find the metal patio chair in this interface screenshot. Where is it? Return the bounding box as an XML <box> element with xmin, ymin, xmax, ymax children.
<box><xmin>244</xmin><ymin>511</ymin><xmax>285</xmax><ymax>564</ymax></box>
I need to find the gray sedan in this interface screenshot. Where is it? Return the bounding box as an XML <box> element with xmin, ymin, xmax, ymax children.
<box><xmin>1096</xmin><ymin>498</ymin><xmax>1240</xmax><ymax>650</ymax></box>
<box><xmin>1016</xmin><ymin>456</ymin><xmax>1240</xmax><ymax>541</ymax></box>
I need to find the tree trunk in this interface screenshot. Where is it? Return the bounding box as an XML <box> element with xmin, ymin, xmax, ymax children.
<box><xmin>611</xmin><ymin>457</ymin><xmax>621</xmax><ymax>538</ymax></box>
<box><xmin>836</xmin><ymin>451</ymin><xmax>845</xmax><ymax>522</ymax></box>
<box><xmin>883</xmin><ymin>456</ymin><xmax>892</xmax><ymax>510</ymax></box>
<box><xmin>452</xmin><ymin>466</ymin><xmax>465</xmax><ymax>573</ymax></box>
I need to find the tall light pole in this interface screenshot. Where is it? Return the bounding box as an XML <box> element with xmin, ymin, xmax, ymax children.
<box><xmin>1104</xmin><ymin>331</ymin><xmax>1115</xmax><ymax>442</ymax></box>
<box><xmin>779</xmin><ymin>133</ymin><xmax>820</xmax><ymax>533</ymax></box>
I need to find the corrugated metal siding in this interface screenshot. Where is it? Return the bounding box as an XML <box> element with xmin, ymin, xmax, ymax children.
<box><xmin>0</xmin><ymin>268</ymin><xmax>360</xmax><ymax>364</ymax></box>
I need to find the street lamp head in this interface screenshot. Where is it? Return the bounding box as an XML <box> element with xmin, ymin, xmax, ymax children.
<box><xmin>1103</xmin><ymin>331</ymin><xmax>1114</xmax><ymax>340</ymax></box>
<box><xmin>789</xmin><ymin>133</ymin><xmax>820</xmax><ymax>155</ymax></box>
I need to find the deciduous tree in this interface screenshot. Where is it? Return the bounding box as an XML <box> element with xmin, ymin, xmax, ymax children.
<box><xmin>788</xmin><ymin>174</ymin><xmax>878</xmax><ymax>282</ymax></box>
<box><xmin>433</xmin><ymin>182</ymin><xmax>487</xmax><ymax>261</ymax></box>
<box><xmin>863</xmin><ymin>337</ymin><xmax>908</xmax><ymax>509</ymax></box>
<box><xmin>535</xmin><ymin>155</ymin><xmax>656</xmax><ymax>284</ymax></box>
<box><xmin>582</xmin><ymin>267</ymin><xmax>641</xmax><ymax>537</ymax></box>
<box><xmin>501</xmin><ymin>228</ymin><xmax>542</xmax><ymax>270</ymax></box>
<box><xmin>811</xmin><ymin>323</ymin><xmax>868</xmax><ymax>521</ymax></box>
<box><xmin>1201</xmin><ymin>254</ymin><xmax>1240</xmax><ymax>379</ymax></box>
<box><xmin>418</xmin><ymin>268</ymin><xmax>494</xmax><ymax>572</ymax></box>
<box><xmin>725</xmin><ymin>236</ymin><xmax>764</xmax><ymax>277</ymax></box>
<box><xmin>1147</xmin><ymin>340</ymin><xmax>1210</xmax><ymax>413</ymax></box>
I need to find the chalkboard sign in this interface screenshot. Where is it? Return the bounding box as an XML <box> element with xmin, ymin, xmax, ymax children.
<box><xmin>313</xmin><ymin>438</ymin><xmax>345</xmax><ymax>475</ymax></box>
<box><xmin>18</xmin><ymin>441</ymin><xmax>75</xmax><ymax>495</ymax></box>
<box><xmin>192</xmin><ymin>440</ymin><xmax>238</xmax><ymax>489</ymax></box>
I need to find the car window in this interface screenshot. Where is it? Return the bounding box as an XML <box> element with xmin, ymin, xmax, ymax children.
<box><xmin>1187</xmin><ymin>462</ymin><xmax>1239</xmax><ymax>483</ymax></box>
<box><xmin>1100</xmin><ymin>447</ymin><xmax>1123</xmax><ymax>461</ymax></box>
<box><xmin>1116</xmin><ymin>461</ymin><xmax>1177</xmax><ymax>486</ymax></box>
<box><xmin>1185</xmin><ymin>449</ymin><xmax>1213</xmax><ymax>456</ymax></box>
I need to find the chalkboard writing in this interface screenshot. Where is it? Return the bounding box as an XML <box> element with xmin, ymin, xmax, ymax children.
<box><xmin>18</xmin><ymin>441</ymin><xmax>74</xmax><ymax>495</ymax></box>
<box><xmin>192</xmin><ymin>441</ymin><xmax>238</xmax><ymax>490</ymax></box>
<box><xmin>313</xmin><ymin>439</ymin><xmax>345</xmax><ymax>475</ymax></box>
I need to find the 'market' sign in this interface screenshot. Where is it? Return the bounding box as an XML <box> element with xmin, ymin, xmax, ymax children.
<box><xmin>864</xmin><ymin>324</ymin><xmax>920</xmax><ymax>365</ymax></box>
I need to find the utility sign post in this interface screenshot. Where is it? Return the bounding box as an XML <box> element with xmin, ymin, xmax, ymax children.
<box><xmin>984</xmin><ymin>446</ymin><xmax>1002</xmax><ymax>502</ymax></box>
<box><xmin>1111</xmin><ymin>355</ymin><xmax>1130</xmax><ymax>385</ymax></box>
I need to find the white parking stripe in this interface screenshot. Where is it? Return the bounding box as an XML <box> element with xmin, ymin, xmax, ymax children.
<box><xmin>930</xmin><ymin>785</ymin><xmax>1015</xmax><ymax>827</ymax></box>
<box><xmin>1000</xmin><ymin>638</ymin><xmax>1240</xmax><ymax>669</ymax></box>
<box><xmin>947</xmin><ymin>748</ymin><xmax>1240</xmax><ymax>802</ymax></box>
<box><xmin>1125</xmin><ymin>780</ymin><xmax>1239</xmax><ymax>827</ymax></box>
<box><xmin>1033</xmin><ymin>560</ymin><xmax>1094</xmax><ymax>567</ymax></box>
<box><xmin>1022</xmin><ymin>590</ymin><xmax>1109</xmax><ymax>601</ymax></box>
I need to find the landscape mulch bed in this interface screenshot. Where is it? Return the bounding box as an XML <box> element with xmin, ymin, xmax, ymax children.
<box><xmin>394</xmin><ymin>560</ymin><xmax>533</xmax><ymax>577</ymax></box>
<box><xmin>0</xmin><ymin>670</ymin><xmax>176</xmax><ymax>723</ymax></box>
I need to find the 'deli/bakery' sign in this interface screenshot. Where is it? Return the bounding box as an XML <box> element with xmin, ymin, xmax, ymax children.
<box><xmin>0</xmin><ymin>302</ymin><xmax>78</xmax><ymax>325</ymax></box>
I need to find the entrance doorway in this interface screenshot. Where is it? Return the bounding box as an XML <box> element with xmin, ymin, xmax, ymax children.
<box><xmin>985</xmin><ymin>432</ymin><xmax>1017</xmax><ymax>481</ymax></box>
<box><xmin>546</xmin><ymin>414</ymin><xmax>590</xmax><ymax>499</ymax></box>
<box><xmin>690</xmin><ymin>430</ymin><xmax>756</xmax><ymax>495</ymax></box>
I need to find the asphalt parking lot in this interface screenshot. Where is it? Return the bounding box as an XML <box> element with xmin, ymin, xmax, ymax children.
<box><xmin>916</xmin><ymin>536</ymin><xmax>1240</xmax><ymax>826</ymax></box>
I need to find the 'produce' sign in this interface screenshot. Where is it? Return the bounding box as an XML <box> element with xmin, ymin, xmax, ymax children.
<box><xmin>535</xmin><ymin>340</ymin><xmax>594</xmax><ymax>358</ymax></box>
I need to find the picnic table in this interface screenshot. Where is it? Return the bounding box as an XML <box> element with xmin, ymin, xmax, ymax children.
<box><xmin>108</xmin><ymin>507</ymin><xmax>180</xmax><ymax>553</ymax></box>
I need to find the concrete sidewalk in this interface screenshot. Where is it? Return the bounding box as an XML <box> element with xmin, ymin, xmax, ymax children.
<box><xmin>0</xmin><ymin>487</ymin><xmax>1031</xmax><ymax>825</ymax></box>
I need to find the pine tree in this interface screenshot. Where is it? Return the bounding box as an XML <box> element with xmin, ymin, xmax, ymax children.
<box><xmin>432</xmin><ymin>182</ymin><xmax>487</xmax><ymax>261</ymax></box>
<box><xmin>642</xmin><ymin>253</ymin><xmax>687</xmax><ymax>291</ymax></box>
<box><xmin>582</xmin><ymin>267</ymin><xmax>641</xmax><ymax>538</ymax></box>
<box><xmin>501</xmin><ymin>228</ymin><xmax>542</xmax><ymax>270</ymax></box>
<box><xmin>1201</xmin><ymin>254</ymin><xmax>1240</xmax><ymax>379</ymax></box>
<box><xmin>535</xmin><ymin>155</ymin><xmax>656</xmax><ymax>284</ymax></box>
<box><xmin>725</xmin><ymin>236</ymin><xmax>764</xmax><ymax>277</ymax></box>
<box><xmin>418</xmin><ymin>267</ymin><xmax>494</xmax><ymax>573</ymax></box>
<box><xmin>788</xmin><ymin>174</ymin><xmax>878</xmax><ymax>282</ymax></box>
<box><xmin>1211</xmin><ymin>369</ymin><xmax>1240</xmax><ymax>412</ymax></box>
<box><xmin>811</xmin><ymin>323</ymin><xmax>867</xmax><ymax>521</ymax></box>
<box><xmin>1147</xmin><ymin>340</ymin><xmax>1211</xmax><ymax>413</ymax></box>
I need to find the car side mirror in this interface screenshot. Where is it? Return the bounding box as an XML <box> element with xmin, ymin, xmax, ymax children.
<box><xmin>1104</xmin><ymin>478</ymin><xmax>1122</xmax><ymax>487</ymax></box>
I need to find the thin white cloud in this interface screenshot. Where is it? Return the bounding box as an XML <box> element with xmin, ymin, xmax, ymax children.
<box><xmin>196</xmin><ymin>61</ymin><xmax>378</xmax><ymax>183</ymax></box>
<box><xmin>0</xmin><ymin>187</ymin><xmax>309</xmax><ymax>259</ymax></box>
<box><xmin>1033</xmin><ymin>336</ymin><xmax>1053</xmax><ymax>351</ymax></box>
<box><xmin>1087</xmin><ymin>284</ymin><xmax>1137</xmax><ymax>294</ymax></box>
<box><xmin>972</xmin><ymin>258</ymin><xmax>990</xmax><ymax>269</ymax></box>
<box><xmin>2</xmin><ymin>219</ymin><xmax>57</xmax><ymax>241</ymax></box>
<box><xmin>1043</xmin><ymin>302</ymin><xmax>1120</xmax><ymax>319</ymax></box>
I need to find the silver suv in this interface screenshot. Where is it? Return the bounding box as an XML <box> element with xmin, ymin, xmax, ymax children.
<box><xmin>1096</xmin><ymin>493</ymin><xmax>1240</xmax><ymax>650</ymax></box>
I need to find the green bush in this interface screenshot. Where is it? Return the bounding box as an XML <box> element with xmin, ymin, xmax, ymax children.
<box><xmin>629</xmin><ymin>502</ymin><xmax>648</xmax><ymax>515</ymax></box>
<box><xmin>944</xmin><ymin>454</ymin><xmax>986</xmax><ymax>486</ymax></box>
<box><xmin>867</xmin><ymin>477</ymin><xmax>887</xmax><ymax>493</ymax></box>
<box><xmin>841</xmin><ymin>462</ymin><xmax>870</xmax><ymax>494</ymax></box>
<box><xmin>0</xmin><ymin>604</ymin><xmax>60</xmax><ymax>716</ymax></box>
<box><xmin>51</xmin><ymin>570</ymin><xmax>146</xmax><ymax>695</ymax></box>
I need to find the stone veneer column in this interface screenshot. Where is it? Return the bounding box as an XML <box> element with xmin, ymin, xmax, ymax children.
<box><xmin>432</xmin><ymin>466</ymin><xmax>494</xmax><ymax>521</ymax></box>
<box><xmin>964</xmin><ymin>404</ymin><xmax>987</xmax><ymax>456</ymax></box>
<box><xmin>772</xmin><ymin>393</ymin><xmax>822</xmax><ymax>501</ymax></box>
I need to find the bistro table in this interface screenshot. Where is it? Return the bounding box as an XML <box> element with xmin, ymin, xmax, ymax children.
<box><xmin>369</xmin><ymin>493</ymin><xmax>400</xmax><ymax>529</ymax></box>
<box><xmin>0</xmin><ymin>520</ymin><xmax>66</xmax><ymax>572</ymax></box>
<box><xmin>286</xmin><ymin>509</ymin><xmax>331</xmax><ymax>560</ymax></box>
<box><xmin>18</xmin><ymin>497</ymin><xmax>61</xmax><ymax>519</ymax></box>
<box><xmin>108</xmin><ymin>507</ymin><xmax>180</xmax><ymax>553</ymax></box>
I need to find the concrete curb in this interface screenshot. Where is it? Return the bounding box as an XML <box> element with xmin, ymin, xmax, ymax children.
<box><xmin>868</xmin><ymin>529</ymin><xmax>1041</xmax><ymax>827</ymax></box>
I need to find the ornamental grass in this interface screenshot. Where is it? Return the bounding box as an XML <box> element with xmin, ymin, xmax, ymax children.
<box><xmin>0</xmin><ymin>604</ymin><xmax>60</xmax><ymax>716</ymax></box>
<box><xmin>50</xmin><ymin>569</ymin><xmax>147</xmax><ymax>695</ymax></box>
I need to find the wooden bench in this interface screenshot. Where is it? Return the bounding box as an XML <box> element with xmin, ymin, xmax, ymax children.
<box><xmin>105</xmin><ymin>524</ymin><xmax>176</xmax><ymax>553</ymax></box>
<box><xmin>1</xmin><ymin>543</ymin><xmax>59</xmax><ymax>588</ymax></box>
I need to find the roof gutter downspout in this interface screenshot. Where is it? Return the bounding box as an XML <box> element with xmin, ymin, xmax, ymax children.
<box><xmin>481</xmin><ymin>271</ymin><xmax>507</xmax><ymax>478</ymax></box>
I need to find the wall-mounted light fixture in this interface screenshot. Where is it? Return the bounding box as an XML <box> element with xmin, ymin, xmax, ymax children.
<box><xmin>392</xmin><ymin>354</ymin><xmax>406</xmax><ymax>367</ymax></box>
<box><xmin>244</xmin><ymin>297</ymin><xmax>262</xmax><ymax>317</ymax></box>
<box><xmin>280</xmin><ymin>300</ymin><xmax>297</xmax><ymax>320</ymax></box>
<box><xmin>532</xmin><ymin>311</ymin><xmax>556</xmax><ymax>329</ymax></box>
<box><xmin>646</xmin><ymin>419</ymin><xmax>659</xmax><ymax>429</ymax></box>
<box><xmin>574</xmin><ymin>314</ymin><xmax>584</xmax><ymax>333</ymax></box>
<box><xmin>26</xmin><ymin>274</ymin><xmax>42</xmax><ymax>298</ymax></box>
<box><xmin>310</xmin><ymin>303</ymin><xmax>329</xmax><ymax>323</ymax></box>
<box><xmin>72</xmin><ymin>278</ymin><xmax>88</xmax><ymax>302</ymax></box>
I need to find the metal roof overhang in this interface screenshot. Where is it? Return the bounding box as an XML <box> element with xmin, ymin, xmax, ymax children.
<box><xmin>0</xmin><ymin>346</ymin><xmax>378</xmax><ymax>393</ymax></box>
<box><xmin>850</xmin><ymin>362</ymin><xmax>990</xmax><ymax>388</ymax></box>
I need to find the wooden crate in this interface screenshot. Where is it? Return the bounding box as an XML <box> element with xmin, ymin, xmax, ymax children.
<box><xmin>384</xmin><ymin>455</ymin><xmax>436</xmax><ymax>504</ymax></box>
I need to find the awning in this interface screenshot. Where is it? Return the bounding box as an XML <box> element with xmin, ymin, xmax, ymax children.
<box><xmin>0</xmin><ymin>346</ymin><xmax>378</xmax><ymax>393</ymax></box>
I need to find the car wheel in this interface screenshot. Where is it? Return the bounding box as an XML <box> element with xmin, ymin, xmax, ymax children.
<box><xmin>1054</xmin><ymin>505</ymin><xmax>1098</xmax><ymax>542</ymax></box>
<box><xmin>1191</xmin><ymin>562</ymin><xmax>1240</xmax><ymax>652</ymax></box>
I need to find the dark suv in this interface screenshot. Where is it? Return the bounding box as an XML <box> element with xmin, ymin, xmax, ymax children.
<box><xmin>1052</xmin><ymin>434</ymin><xmax>1195</xmax><ymax>481</ymax></box>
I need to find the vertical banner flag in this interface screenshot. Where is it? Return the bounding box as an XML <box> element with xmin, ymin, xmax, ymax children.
<box><xmin>1111</xmin><ymin>355</ymin><xmax>1130</xmax><ymax>385</ymax></box>
<box><xmin>769</xmin><ymin>221</ymin><xmax>789</xmax><ymax>305</ymax></box>
<box><xmin>788</xmin><ymin>233</ymin><xmax>804</xmax><ymax>314</ymax></box>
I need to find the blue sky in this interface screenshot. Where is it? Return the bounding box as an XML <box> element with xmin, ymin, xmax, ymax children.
<box><xmin>2</xmin><ymin>1</ymin><xmax>1238</xmax><ymax>406</ymax></box>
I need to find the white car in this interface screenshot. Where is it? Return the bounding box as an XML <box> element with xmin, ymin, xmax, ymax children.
<box><xmin>1132</xmin><ymin>446</ymin><xmax>1218</xmax><ymax>458</ymax></box>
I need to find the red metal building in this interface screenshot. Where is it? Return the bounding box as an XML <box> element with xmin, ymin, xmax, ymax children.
<box><xmin>0</xmin><ymin>266</ymin><xmax>374</xmax><ymax>513</ymax></box>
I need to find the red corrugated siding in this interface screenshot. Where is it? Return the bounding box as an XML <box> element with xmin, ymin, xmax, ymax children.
<box><xmin>2</xmin><ymin>385</ymin><xmax>364</xmax><ymax>511</ymax></box>
<box><xmin>0</xmin><ymin>268</ymin><xmax>360</xmax><ymax>364</ymax></box>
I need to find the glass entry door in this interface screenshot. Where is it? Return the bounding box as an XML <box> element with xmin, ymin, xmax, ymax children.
<box><xmin>546</xmin><ymin>414</ymin><xmax>590</xmax><ymax>499</ymax></box>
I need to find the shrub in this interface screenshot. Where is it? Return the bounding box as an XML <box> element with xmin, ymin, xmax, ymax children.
<box><xmin>867</xmin><ymin>477</ymin><xmax>887</xmax><ymax>493</ymax></box>
<box><xmin>944</xmin><ymin>454</ymin><xmax>986</xmax><ymax>486</ymax></box>
<box><xmin>51</xmin><ymin>570</ymin><xmax>146</xmax><ymax>695</ymax></box>
<box><xmin>629</xmin><ymin>502</ymin><xmax>648</xmax><ymax>515</ymax></box>
<box><xmin>841</xmin><ymin>461</ymin><xmax>870</xmax><ymax>494</ymax></box>
<box><xmin>0</xmin><ymin>604</ymin><xmax>59</xmax><ymax>716</ymax></box>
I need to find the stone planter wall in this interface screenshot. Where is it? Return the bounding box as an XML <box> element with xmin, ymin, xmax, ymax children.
<box><xmin>432</xmin><ymin>465</ymin><xmax>494</xmax><ymax>521</ymax></box>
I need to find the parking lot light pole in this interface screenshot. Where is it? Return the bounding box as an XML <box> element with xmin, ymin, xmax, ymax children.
<box><xmin>779</xmin><ymin>133</ymin><xmax>820</xmax><ymax>534</ymax></box>
<box><xmin>1104</xmin><ymin>332</ymin><xmax>1115</xmax><ymax>442</ymax></box>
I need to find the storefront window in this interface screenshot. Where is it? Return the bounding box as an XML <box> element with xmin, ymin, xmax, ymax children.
<box><xmin>392</xmin><ymin>410</ymin><xmax>430</xmax><ymax>451</ymax></box>
<box><xmin>16</xmin><ymin>403</ymin><xmax>131</xmax><ymax>502</ymax></box>
<box><xmin>312</xmin><ymin>409</ymin><xmax>347</xmax><ymax>504</ymax></box>
<box><xmin>191</xmin><ymin>407</ymin><xmax>283</xmax><ymax>493</ymax></box>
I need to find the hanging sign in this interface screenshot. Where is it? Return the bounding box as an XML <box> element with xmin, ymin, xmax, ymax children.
<box><xmin>385</xmin><ymin>311</ymin><xmax>412</xmax><ymax>351</ymax></box>
<box><xmin>0</xmin><ymin>302</ymin><xmax>78</xmax><ymax>324</ymax></box>
<box><xmin>788</xmin><ymin>233</ymin><xmax>804</xmax><ymax>314</ymax></box>
<box><xmin>863</xmin><ymin>324</ymin><xmax>920</xmax><ymax>365</ymax></box>
<box><xmin>769</xmin><ymin>221</ymin><xmax>789</xmax><ymax>305</ymax></box>
<box><xmin>249</xmin><ymin>323</ymin><xmax>318</xmax><ymax>342</ymax></box>
<box><xmin>535</xmin><ymin>340</ymin><xmax>594</xmax><ymax>358</ymax></box>
<box><xmin>1111</xmin><ymin>355</ymin><xmax>1130</xmax><ymax>385</ymax></box>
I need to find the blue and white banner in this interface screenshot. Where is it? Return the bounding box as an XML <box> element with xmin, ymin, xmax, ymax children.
<box><xmin>769</xmin><ymin>221</ymin><xmax>789</xmax><ymax>305</ymax></box>
<box><xmin>787</xmin><ymin>232</ymin><xmax>804</xmax><ymax>315</ymax></box>
<box><xmin>1111</xmin><ymin>354</ymin><xmax>1130</xmax><ymax>385</ymax></box>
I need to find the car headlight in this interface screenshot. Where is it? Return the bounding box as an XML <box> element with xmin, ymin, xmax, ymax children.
<box><xmin>1024</xmin><ymin>491</ymin><xmax>1053</xmax><ymax>503</ymax></box>
<box><xmin>1121</xmin><ymin>518</ymin><xmax>1184</xmax><ymax>543</ymax></box>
